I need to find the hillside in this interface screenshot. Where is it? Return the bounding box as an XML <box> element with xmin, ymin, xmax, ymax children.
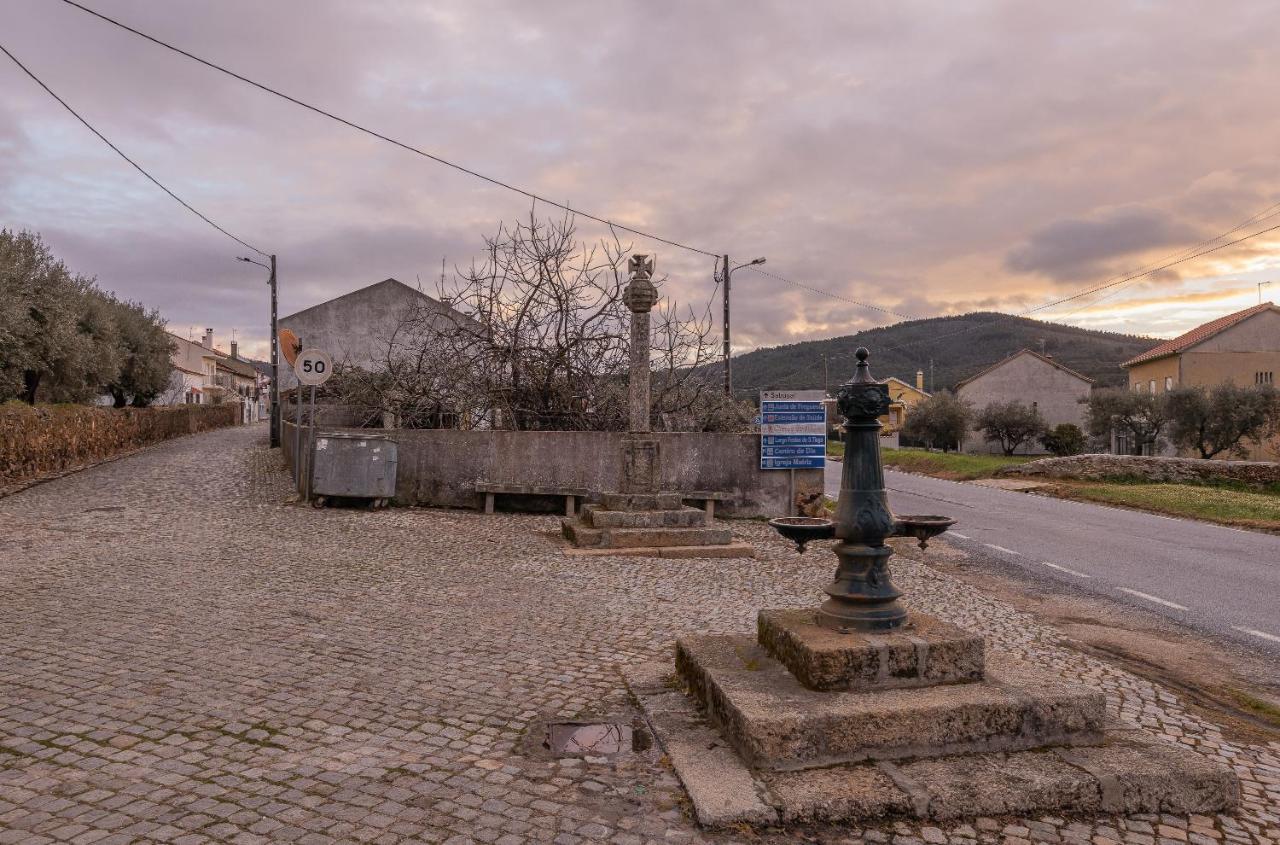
<box><xmin>729</xmin><ymin>312</ymin><xmax>1157</xmax><ymax>395</ymax></box>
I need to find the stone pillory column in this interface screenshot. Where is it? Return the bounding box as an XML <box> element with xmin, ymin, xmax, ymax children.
<box><xmin>623</xmin><ymin>254</ymin><xmax>658</xmax><ymax>433</ymax></box>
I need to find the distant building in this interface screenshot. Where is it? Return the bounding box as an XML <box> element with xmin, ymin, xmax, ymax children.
<box><xmin>159</xmin><ymin>329</ymin><xmax>261</xmax><ymax>421</ymax></box>
<box><xmin>278</xmin><ymin>278</ymin><xmax>469</xmax><ymax>391</ymax></box>
<box><xmin>162</xmin><ymin>330</ymin><xmax>220</xmax><ymax>405</ymax></box>
<box><xmin>1122</xmin><ymin>301</ymin><xmax>1280</xmax><ymax>459</ymax></box>
<box><xmin>1122</xmin><ymin>302</ymin><xmax>1279</xmax><ymax>394</ymax></box>
<box><xmin>955</xmin><ymin>349</ymin><xmax>1093</xmax><ymax>454</ymax></box>
<box><xmin>881</xmin><ymin>371</ymin><xmax>931</xmax><ymax>433</ymax></box>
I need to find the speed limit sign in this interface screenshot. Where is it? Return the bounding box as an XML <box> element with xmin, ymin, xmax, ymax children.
<box><xmin>294</xmin><ymin>348</ymin><xmax>333</xmax><ymax>386</ymax></box>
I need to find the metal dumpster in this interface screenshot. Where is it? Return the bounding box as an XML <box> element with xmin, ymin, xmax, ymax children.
<box><xmin>310</xmin><ymin>432</ymin><xmax>398</xmax><ymax>507</ymax></box>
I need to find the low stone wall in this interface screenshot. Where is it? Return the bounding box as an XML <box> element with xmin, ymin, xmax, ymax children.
<box><xmin>282</xmin><ymin>423</ymin><xmax>820</xmax><ymax>517</ymax></box>
<box><xmin>1</xmin><ymin>403</ymin><xmax>240</xmax><ymax>488</ymax></box>
<box><xmin>998</xmin><ymin>453</ymin><xmax>1280</xmax><ymax>486</ymax></box>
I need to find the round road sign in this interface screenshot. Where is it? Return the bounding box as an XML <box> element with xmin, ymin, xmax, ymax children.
<box><xmin>294</xmin><ymin>348</ymin><xmax>333</xmax><ymax>386</ymax></box>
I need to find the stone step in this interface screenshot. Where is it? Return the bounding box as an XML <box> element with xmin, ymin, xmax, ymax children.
<box><xmin>757</xmin><ymin>608</ymin><xmax>985</xmax><ymax>692</ymax></box>
<box><xmin>585</xmin><ymin>506</ymin><xmax>708</xmax><ymax>529</ymax></box>
<box><xmin>560</xmin><ymin>518</ymin><xmax>602</xmax><ymax>547</ymax></box>
<box><xmin>765</xmin><ymin>727</ymin><xmax>1239</xmax><ymax>822</ymax></box>
<box><xmin>600</xmin><ymin>492</ymin><xmax>684</xmax><ymax>511</ymax></box>
<box><xmin>601</xmin><ymin>526</ymin><xmax>733</xmax><ymax>548</ymax></box>
<box><xmin>676</xmin><ymin>634</ymin><xmax>1104</xmax><ymax>772</ymax></box>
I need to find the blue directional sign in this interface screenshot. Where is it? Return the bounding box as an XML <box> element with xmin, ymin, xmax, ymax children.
<box><xmin>759</xmin><ymin>390</ymin><xmax>827</xmax><ymax>470</ymax></box>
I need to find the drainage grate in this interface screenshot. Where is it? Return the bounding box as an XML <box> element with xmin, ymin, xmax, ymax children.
<box><xmin>543</xmin><ymin>722</ymin><xmax>634</xmax><ymax>756</ymax></box>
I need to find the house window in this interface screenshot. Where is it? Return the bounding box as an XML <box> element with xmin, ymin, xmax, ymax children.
<box><xmin>1164</xmin><ymin>376</ymin><xmax>1173</xmax><ymax>391</ymax></box>
<box><xmin>1148</xmin><ymin>379</ymin><xmax>1156</xmax><ymax>393</ymax></box>
<box><xmin>1258</xmin><ymin>371</ymin><xmax>1275</xmax><ymax>385</ymax></box>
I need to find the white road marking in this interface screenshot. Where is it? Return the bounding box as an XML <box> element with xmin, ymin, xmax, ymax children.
<box><xmin>1117</xmin><ymin>588</ymin><xmax>1187</xmax><ymax>611</ymax></box>
<box><xmin>1041</xmin><ymin>561</ymin><xmax>1091</xmax><ymax>578</ymax></box>
<box><xmin>1232</xmin><ymin>626</ymin><xmax>1280</xmax><ymax>644</ymax></box>
<box><xmin>984</xmin><ymin>544</ymin><xmax>1020</xmax><ymax>555</ymax></box>
<box><xmin>949</xmin><ymin>532</ymin><xmax>970</xmax><ymax>539</ymax></box>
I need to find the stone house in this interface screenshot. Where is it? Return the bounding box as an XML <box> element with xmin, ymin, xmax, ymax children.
<box><xmin>1122</xmin><ymin>301</ymin><xmax>1280</xmax><ymax>459</ymax></box>
<box><xmin>955</xmin><ymin>349</ymin><xmax>1093</xmax><ymax>454</ymax></box>
<box><xmin>162</xmin><ymin>330</ymin><xmax>220</xmax><ymax>405</ymax></box>
<box><xmin>279</xmin><ymin>279</ymin><xmax>470</xmax><ymax>390</ymax></box>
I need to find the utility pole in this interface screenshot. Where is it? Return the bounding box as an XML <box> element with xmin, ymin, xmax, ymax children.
<box><xmin>721</xmin><ymin>254</ymin><xmax>766</xmax><ymax>397</ymax></box>
<box><xmin>237</xmin><ymin>253</ymin><xmax>280</xmax><ymax>448</ymax></box>
<box><xmin>929</xmin><ymin>358</ymin><xmax>935</xmax><ymax>393</ymax></box>
<box><xmin>722</xmin><ymin>255</ymin><xmax>731</xmax><ymax>397</ymax></box>
<box><xmin>269</xmin><ymin>254</ymin><xmax>279</xmax><ymax>448</ymax></box>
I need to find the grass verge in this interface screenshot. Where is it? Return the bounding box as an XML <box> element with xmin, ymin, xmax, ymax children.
<box><xmin>877</xmin><ymin>447</ymin><xmax>1035</xmax><ymax>480</ymax></box>
<box><xmin>1053</xmin><ymin>480</ymin><xmax>1280</xmax><ymax>531</ymax></box>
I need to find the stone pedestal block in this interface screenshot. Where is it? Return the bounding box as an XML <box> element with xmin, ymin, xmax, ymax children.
<box><xmin>757</xmin><ymin>608</ymin><xmax>984</xmax><ymax>692</ymax></box>
<box><xmin>676</xmin><ymin>634</ymin><xmax>1104</xmax><ymax>772</ymax></box>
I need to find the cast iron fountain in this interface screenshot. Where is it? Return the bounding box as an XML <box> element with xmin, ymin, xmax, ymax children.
<box><xmin>770</xmin><ymin>347</ymin><xmax>953</xmax><ymax>631</ymax></box>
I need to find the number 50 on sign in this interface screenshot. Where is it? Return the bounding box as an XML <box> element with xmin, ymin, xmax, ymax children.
<box><xmin>294</xmin><ymin>348</ymin><xmax>333</xmax><ymax>386</ymax></box>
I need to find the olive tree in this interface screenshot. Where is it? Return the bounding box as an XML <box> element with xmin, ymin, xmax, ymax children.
<box><xmin>901</xmin><ymin>391</ymin><xmax>972</xmax><ymax>452</ymax></box>
<box><xmin>1084</xmin><ymin>388</ymin><xmax>1172</xmax><ymax>455</ymax></box>
<box><xmin>975</xmin><ymin>400</ymin><xmax>1047</xmax><ymax>456</ymax></box>
<box><xmin>1166</xmin><ymin>383</ymin><xmax>1280</xmax><ymax>459</ymax></box>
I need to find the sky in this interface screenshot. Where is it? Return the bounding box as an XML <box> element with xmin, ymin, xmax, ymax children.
<box><xmin>3</xmin><ymin>0</ymin><xmax>1280</xmax><ymax>362</ymax></box>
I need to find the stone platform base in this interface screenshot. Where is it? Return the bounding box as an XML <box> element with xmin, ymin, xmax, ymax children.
<box><xmin>676</xmin><ymin>634</ymin><xmax>1104</xmax><ymax>771</ymax></box>
<box><xmin>623</xmin><ymin>661</ymin><xmax>1240</xmax><ymax>827</ymax></box>
<box><xmin>561</xmin><ymin>495</ymin><xmax>751</xmax><ymax>557</ymax></box>
<box><xmin>556</xmin><ymin>539</ymin><xmax>756</xmax><ymax>559</ymax></box>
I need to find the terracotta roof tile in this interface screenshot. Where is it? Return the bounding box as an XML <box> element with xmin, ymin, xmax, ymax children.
<box><xmin>1122</xmin><ymin>302</ymin><xmax>1277</xmax><ymax>367</ymax></box>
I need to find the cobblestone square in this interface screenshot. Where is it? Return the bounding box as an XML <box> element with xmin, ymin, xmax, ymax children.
<box><xmin>1</xmin><ymin>426</ymin><xmax>1276</xmax><ymax>844</ymax></box>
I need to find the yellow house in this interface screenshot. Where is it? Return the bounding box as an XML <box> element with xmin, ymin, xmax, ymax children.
<box><xmin>1122</xmin><ymin>301</ymin><xmax>1280</xmax><ymax>458</ymax></box>
<box><xmin>1122</xmin><ymin>301</ymin><xmax>1280</xmax><ymax>395</ymax></box>
<box><xmin>880</xmin><ymin>371</ymin><xmax>931</xmax><ymax>432</ymax></box>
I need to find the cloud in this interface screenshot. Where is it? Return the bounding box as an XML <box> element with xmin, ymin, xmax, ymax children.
<box><xmin>3</xmin><ymin>0</ymin><xmax>1280</xmax><ymax>354</ymax></box>
<box><xmin>1004</xmin><ymin>207</ymin><xmax>1202</xmax><ymax>283</ymax></box>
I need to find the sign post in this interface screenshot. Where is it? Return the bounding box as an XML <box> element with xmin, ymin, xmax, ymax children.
<box><xmin>293</xmin><ymin>348</ymin><xmax>333</xmax><ymax>500</ymax></box>
<box><xmin>760</xmin><ymin>390</ymin><xmax>827</xmax><ymax>515</ymax></box>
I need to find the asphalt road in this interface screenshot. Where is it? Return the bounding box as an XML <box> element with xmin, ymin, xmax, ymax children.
<box><xmin>824</xmin><ymin>462</ymin><xmax>1280</xmax><ymax>657</ymax></box>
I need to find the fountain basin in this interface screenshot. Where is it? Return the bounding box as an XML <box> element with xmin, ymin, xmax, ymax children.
<box><xmin>769</xmin><ymin>517</ymin><xmax>836</xmax><ymax>554</ymax></box>
<box><xmin>893</xmin><ymin>515</ymin><xmax>955</xmax><ymax>549</ymax></box>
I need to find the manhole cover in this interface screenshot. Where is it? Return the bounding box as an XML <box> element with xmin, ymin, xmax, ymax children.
<box><xmin>543</xmin><ymin>722</ymin><xmax>634</xmax><ymax>756</ymax></box>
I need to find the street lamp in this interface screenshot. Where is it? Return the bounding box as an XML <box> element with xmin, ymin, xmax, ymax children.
<box><xmin>721</xmin><ymin>255</ymin><xmax>766</xmax><ymax>397</ymax></box>
<box><xmin>237</xmin><ymin>254</ymin><xmax>280</xmax><ymax>448</ymax></box>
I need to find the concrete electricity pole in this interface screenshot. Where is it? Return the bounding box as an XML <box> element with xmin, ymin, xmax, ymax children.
<box><xmin>721</xmin><ymin>255</ymin><xmax>766</xmax><ymax>397</ymax></box>
<box><xmin>238</xmin><ymin>254</ymin><xmax>280</xmax><ymax>448</ymax></box>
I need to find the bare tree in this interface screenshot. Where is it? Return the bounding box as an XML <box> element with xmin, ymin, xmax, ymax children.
<box><xmin>415</xmin><ymin>211</ymin><xmax>748</xmax><ymax>431</ymax></box>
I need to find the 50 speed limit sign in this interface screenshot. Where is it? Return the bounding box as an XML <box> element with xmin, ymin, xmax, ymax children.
<box><xmin>294</xmin><ymin>348</ymin><xmax>333</xmax><ymax>386</ymax></box>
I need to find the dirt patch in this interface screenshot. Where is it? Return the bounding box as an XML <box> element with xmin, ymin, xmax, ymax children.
<box><xmin>909</xmin><ymin>539</ymin><xmax>1280</xmax><ymax>745</ymax></box>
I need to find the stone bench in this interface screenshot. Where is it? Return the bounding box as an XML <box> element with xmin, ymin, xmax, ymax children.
<box><xmin>681</xmin><ymin>490</ymin><xmax>732</xmax><ymax>524</ymax></box>
<box><xmin>474</xmin><ymin>482</ymin><xmax>590</xmax><ymax>517</ymax></box>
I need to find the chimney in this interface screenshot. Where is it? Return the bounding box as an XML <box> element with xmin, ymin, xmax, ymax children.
<box><xmin>203</xmin><ymin>328</ymin><xmax>213</xmax><ymax>349</ymax></box>
<box><xmin>230</xmin><ymin>340</ymin><xmax>238</xmax><ymax>360</ymax></box>
<box><xmin>916</xmin><ymin>370</ymin><xmax>924</xmax><ymax>391</ymax></box>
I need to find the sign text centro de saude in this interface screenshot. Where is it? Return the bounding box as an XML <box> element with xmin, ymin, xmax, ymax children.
<box><xmin>759</xmin><ymin>389</ymin><xmax>826</xmax><ymax>470</ymax></box>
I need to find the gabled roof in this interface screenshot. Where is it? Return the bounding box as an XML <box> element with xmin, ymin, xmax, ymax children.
<box><xmin>1122</xmin><ymin>302</ymin><xmax>1278</xmax><ymax>367</ymax></box>
<box><xmin>955</xmin><ymin>348</ymin><xmax>1093</xmax><ymax>390</ymax></box>
<box><xmin>880</xmin><ymin>376</ymin><xmax>930</xmax><ymax>398</ymax></box>
<box><xmin>280</xmin><ymin>278</ymin><xmax>462</xmax><ymax>323</ymax></box>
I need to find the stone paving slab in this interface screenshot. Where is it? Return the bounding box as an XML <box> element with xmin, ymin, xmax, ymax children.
<box><xmin>0</xmin><ymin>424</ymin><xmax>1276</xmax><ymax>845</ymax></box>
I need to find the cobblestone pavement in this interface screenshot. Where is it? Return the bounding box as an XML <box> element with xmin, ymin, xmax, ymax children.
<box><xmin>1</xmin><ymin>424</ymin><xmax>1276</xmax><ymax>845</ymax></box>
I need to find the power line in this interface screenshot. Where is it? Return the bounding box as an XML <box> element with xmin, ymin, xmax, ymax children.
<box><xmin>0</xmin><ymin>40</ymin><xmax>267</xmax><ymax>258</ymax></box>
<box><xmin>741</xmin><ymin>265</ymin><xmax>921</xmax><ymax>320</ymax></box>
<box><xmin>57</xmin><ymin>0</ymin><xmax>720</xmax><ymax>261</ymax></box>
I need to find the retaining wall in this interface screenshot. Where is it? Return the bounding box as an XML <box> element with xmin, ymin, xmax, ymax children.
<box><xmin>998</xmin><ymin>453</ymin><xmax>1280</xmax><ymax>485</ymax></box>
<box><xmin>282</xmin><ymin>423</ymin><xmax>820</xmax><ymax>517</ymax></box>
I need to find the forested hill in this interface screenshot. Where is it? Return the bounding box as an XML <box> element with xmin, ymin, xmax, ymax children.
<box><xmin>730</xmin><ymin>312</ymin><xmax>1157</xmax><ymax>395</ymax></box>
